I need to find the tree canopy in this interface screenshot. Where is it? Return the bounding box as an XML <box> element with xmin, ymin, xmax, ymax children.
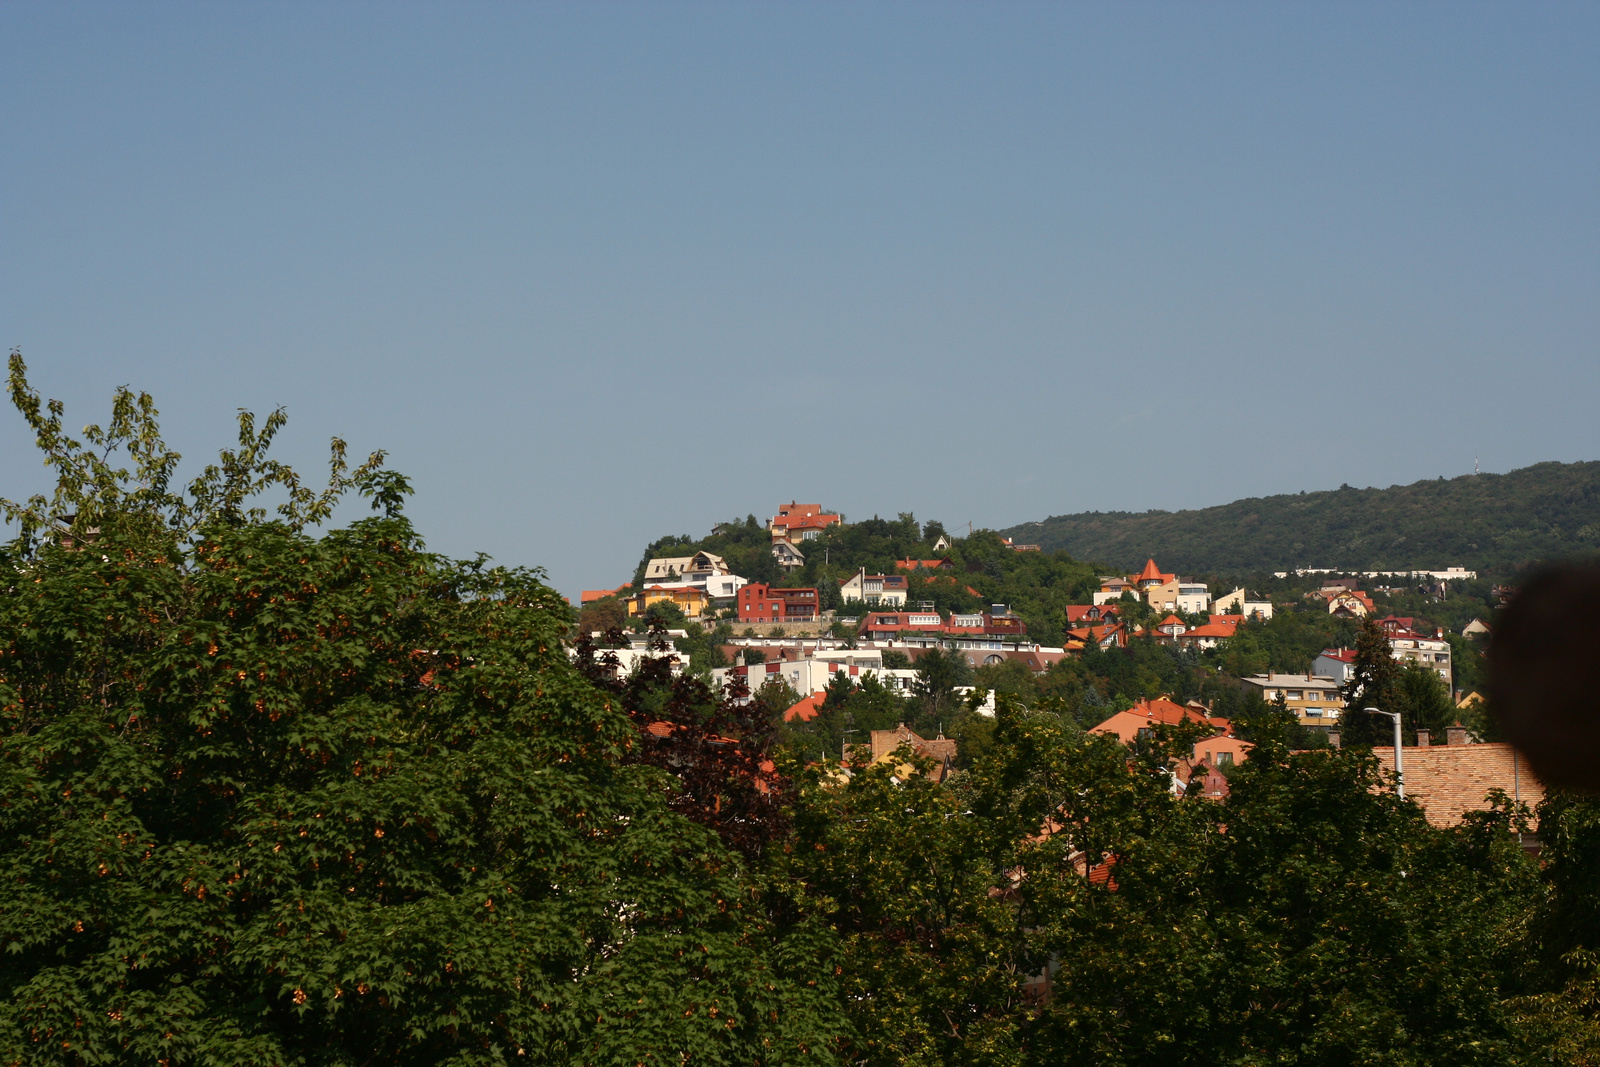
<box><xmin>0</xmin><ymin>355</ymin><xmax>844</xmax><ymax>1066</ymax></box>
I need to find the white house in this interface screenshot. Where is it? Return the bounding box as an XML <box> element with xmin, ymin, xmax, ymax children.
<box><xmin>839</xmin><ymin>568</ymin><xmax>909</xmax><ymax>607</ymax></box>
<box><xmin>643</xmin><ymin>551</ymin><xmax>731</xmax><ymax>584</ymax></box>
<box><xmin>771</xmin><ymin>541</ymin><xmax>806</xmax><ymax>571</ymax></box>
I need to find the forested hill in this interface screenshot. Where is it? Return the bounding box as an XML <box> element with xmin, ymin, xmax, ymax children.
<box><xmin>1000</xmin><ymin>461</ymin><xmax>1600</xmax><ymax>577</ymax></box>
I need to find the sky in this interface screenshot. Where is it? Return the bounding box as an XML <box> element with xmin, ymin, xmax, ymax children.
<box><xmin>3</xmin><ymin>2</ymin><xmax>1596</xmax><ymax>598</ymax></box>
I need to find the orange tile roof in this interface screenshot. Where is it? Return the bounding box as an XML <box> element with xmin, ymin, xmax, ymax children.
<box><xmin>784</xmin><ymin>691</ymin><xmax>826</xmax><ymax>722</ymax></box>
<box><xmin>580</xmin><ymin>585</ymin><xmax>629</xmax><ymax>604</ymax></box>
<box><xmin>1180</xmin><ymin>621</ymin><xmax>1240</xmax><ymax>639</ymax></box>
<box><xmin>1137</xmin><ymin>558</ymin><xmax>1165</xmax><ymax>582</ymax></box>
<box><xmin>1371</xmin><ymin>743</ymin><xmax>1543</xmax><ymax>827</ymax></box>
<box><xmin>1089</xmin><ymin>697</ymin><xmax>1229</xmax><ymax>743</ymax></box>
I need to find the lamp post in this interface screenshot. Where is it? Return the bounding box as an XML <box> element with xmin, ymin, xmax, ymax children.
<box><xmin>1366</xmin><ymin>707</ymin><xmax>1404</xmax><ymax>798</ymax></box>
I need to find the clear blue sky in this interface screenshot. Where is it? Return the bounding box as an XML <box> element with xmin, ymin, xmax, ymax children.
<box><xmin>3</xmin><ymin>3</ymin><xmax>1596</xmax><ymax>597</ymax></box>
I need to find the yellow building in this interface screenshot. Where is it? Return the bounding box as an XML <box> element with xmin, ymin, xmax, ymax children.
<box><xmin>625</xmin><ymin>584</ymin><xmax>709</xmax><ymax>619</ymax></box>
<box><xmin>1241</xmin><ymin>672</ymin><xmax>1347</xmax><ymax>732</ymax></box>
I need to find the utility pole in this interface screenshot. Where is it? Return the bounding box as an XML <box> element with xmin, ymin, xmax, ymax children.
<box><xmin>1366</xmin><ymin>707</ymin><xmax>1404</xmax><ymax>798</ymax></box>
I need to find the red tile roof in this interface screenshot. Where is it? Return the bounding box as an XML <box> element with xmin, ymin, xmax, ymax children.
<box><xmin>580</xmin><ymin>585</ymin><xmax>629</xmax><ymax>604</ymax></box>
<box><xmin>1137</xmin><ymin>558</ymin><xmax>1165</xmax><ymax>582</ymax></box>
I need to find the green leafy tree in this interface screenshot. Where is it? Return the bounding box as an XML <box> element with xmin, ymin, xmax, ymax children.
<box><xmin>783</xmin><ymin>752</ymin><xmax>1029</xmax><ymax>1067</ymax></box>
<box><xmin>911</xmin><ymin>647</ymin><xmax>972</xmax><ymax>724</ymax></box>
<box><xmin>575</xmin><ymin>595</ymin><xmax>627</xmax><ymax>636</ymax></box>
<box><xmin>1339</xmin><ymin>618</ymin><xmax>1402</xmax><ymax>746</ymax></box>
<box><xmin>0</xmin><ymin>356</ymin><xmax>845</xmax><ymax>1067</ymax></box>
<box><xmin>1392</xmin><ymin>662</ymin><xmax>1456</xmax><ymax>744</ymax></box>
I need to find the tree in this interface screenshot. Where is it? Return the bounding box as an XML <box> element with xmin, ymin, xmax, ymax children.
<box><xmin>783</xmin><ymin>751</ymin><xmax>1029</xmax><ymax>1067</ymax></box>
<box><xmin>575</xmin><ymin>595</ymin><xmax>626</xmax><ymax>636</ymax></box>
<box><xmin>1339</xmin><ymin>618</ymin><xmax>1402</xmax><ymax>746</ymax></box>
<box><xmin>1392</xmin><ymin>662</ymin><xmax>1456</xmax><ymax>744</ymax></box>
<box><xmin>964</xmin><ymin>698</ymin><xmax>1543</xmax><ymax>1065</ymax></box>
<box><xmin>911</xmin><ymin>647</ymin><xmax>972</xmax><ymax>723</ymax></box>
<box><xmin>0</xmin><ymin>356</ymin><xmax>845</xmax><ymax>1066</ymax></box>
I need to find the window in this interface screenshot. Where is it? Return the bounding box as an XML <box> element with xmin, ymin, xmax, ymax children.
<box><xmin>1217</xmin><ymin>752</ymin><xmax>1234</xmax><ymax>768</ymax></box>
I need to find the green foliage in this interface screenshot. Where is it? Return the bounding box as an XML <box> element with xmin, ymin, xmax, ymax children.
<box><xmin>1339</xmin><ymin>619</ymin><xmax>1404</xmax><ymax>746</ymax></box>
<box><xmin>574</xmin><ymin>595</ymin><xmax>626</xmax><ymax>636</ymax></box>
<box><xmin>784</xmin><ymin>753</ymin><xmax>1029</xmax><ymax>1067</ymax></box>
<box><xmin>1214</xmin><ymin>606</ymin><xmax>1359</xmax><ymax>678</ymax></box>
<box><xmin>0</xmin><ymin>364</ymin><xmax>845</xmax><ymax>1066</ymax></box>
<box><xmin>912</xmin><ymin>647</ymin><xmax>973</xmax><ymax>721</ymax></box>
<box><xmin>1004</xmin><ymin>461</ymin><xmax>1600</xmax><ymax>577</ymax></box>
<box><xmin>974</xmin><ymin>703</ymin><xmax>1543</xmax><ymax>1065</ymax></box>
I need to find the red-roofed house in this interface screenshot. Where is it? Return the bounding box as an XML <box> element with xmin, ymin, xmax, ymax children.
<box><xmin>1093</xmin><ymin>559</ymin><xmax>1208</xmax><ymax>614</ymax></box>
<box><xmin>896</xmin><ymin>558</ymin><xmax>953</xmax><ymax>572</ymax></box>
<box><xmin>858</xmin><ymin>608</ymin><xmax>947</xmax><ymax>640</ymax></box>
<box><xmin>1174</xmin><ymin>619</ymin><xmax>1240</xmax><ymax>650</ymax></box>
<box><xmin>580</xmin><ymin>585</ymin><xmax>630</xmax><ymax>605</ymax></box>
<box><xmin>1090</xmin><ymin>697</ymin><xmax>1229</xmax><ymax>743</ymax></box>
<box><xmin>1313</xmin><ymin>648</ymin><xmax>1359</xmax><ymax>683</ymax></box>
<box><xmin>1069</xmin><ymin>622</ymin><xmax>1127</xmax><ymax>649</ymax></box>
<box><xmin>1325</xmin><ymin>591</ymin><xmax>1376</xmax><ymax>617</ymax></box>
<box><xmin>1065</xmin><ymin>604</ymin><xmax>1119</xmax><ymax>626</ymax></box>
<box><xmin>1090</xmin><ymin>698</ymin><xmax>1252</xmax><ymax>780</ymax></box>
<box><xmin>770</xmin><ymin>502</ymin><xmax>842</xmax><ymax>544</ymax></box>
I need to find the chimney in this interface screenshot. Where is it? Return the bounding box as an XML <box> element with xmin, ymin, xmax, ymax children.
<box><xmin>1415</xmin><ymin>728</ymin><xmax>1430</xmax><ymax>747</ymax></box>
<box><xmin>1327</xmin><ymin>730</ymin><xmax>1341</xmax><ymax>749</ymax></box>
<box><xmin>1447</xmin><ymin>723</ymin><xmax>1468</xmax><ymax>746</ymax></box>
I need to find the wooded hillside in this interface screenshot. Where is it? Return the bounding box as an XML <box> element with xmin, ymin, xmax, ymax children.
<box><xmin>1000</xmin><ymin>461</ymin><xmax>1600</xmax><ymax>577</ymax></box>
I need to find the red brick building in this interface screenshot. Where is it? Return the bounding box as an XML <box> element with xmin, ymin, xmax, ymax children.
<box><xmin>737</xmin><ymin>583</ymin><xmax>821</xmax><ymax>623</ymax></box>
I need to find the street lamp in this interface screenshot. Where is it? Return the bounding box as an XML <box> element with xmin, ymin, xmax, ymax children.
<box><xmin>1366</xmin><ymin>707</ymin><xmax>1404</xmax><ymax>798</ymax></box>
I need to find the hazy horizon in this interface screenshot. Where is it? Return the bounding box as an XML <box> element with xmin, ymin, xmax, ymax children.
<box><xmin>4</xmin><ymin>3</ymin><xmax>1596</xmax><ymax>599</ymax></box>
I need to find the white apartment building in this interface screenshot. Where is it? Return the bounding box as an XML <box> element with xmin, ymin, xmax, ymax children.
<box><xmin>714</xmin><ymin>651</ymin><xmax>919</xmax><ymax>698</ymax></box>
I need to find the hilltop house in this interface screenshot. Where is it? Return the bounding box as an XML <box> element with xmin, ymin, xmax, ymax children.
<box><xmin>1307</xmin><ymin>586</ymin><xmax>1375</xmax><ymax>617</ymax></box>
<box><xmin>1173</xmin><ymin>616</ymin><xmax>1243</xmax><ymax>651</ymax></box>
<box><xmin>770</xmin><ymin>502</ymin><xmax>842</xmax><ymax>543</ymax></box>
<box><xmin>643</xmin><ymin>551</ymin><xmax>731</xmax><ymax>585</ymax></box>
<box><xmin>1377</xmin><ymin>616</ymin><xmax>1453</xmax><ymax>688</ymax></box>
<box><xmin>1093</xmin><ymin>559</ymin><xmax>1208</xmax><ymax>613</ymax></box>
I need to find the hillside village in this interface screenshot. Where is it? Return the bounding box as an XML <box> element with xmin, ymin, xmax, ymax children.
<box><xmin>574</xmin><ymin>499</ymin><xmax>1513</xmax><ymax>827</ymax></box>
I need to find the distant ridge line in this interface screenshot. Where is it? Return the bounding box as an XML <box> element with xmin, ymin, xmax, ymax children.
<box><xmin>997</xmin><ymin>461</ymin><xmax>1600</xmax><ymax>577</ymax></box>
